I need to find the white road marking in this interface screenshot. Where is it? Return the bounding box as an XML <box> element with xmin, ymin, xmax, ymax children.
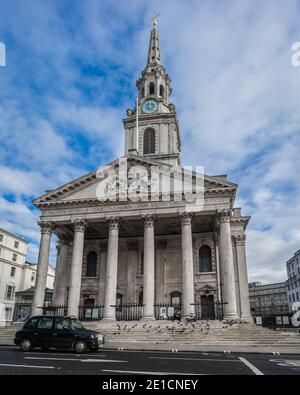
<box><xmin>0</xmin><ymin>363</ymin><xmax>55</xmax><ymax>369</ymax></box>
<box><xmin>239</xmin><ymin>357</ymin><xmax>264</xmax><ymax>375</ymax></box>
<box><xmin>25</xmin><ymin>356</ymin><xmax>127</xmax><ymax>363</ymax></box>
<box><xmin>102</xmin><ymin>369</ymin><xmax>206</xmax><ymax>375</ymax></box>
<box><xmin>150</xmin><ymin>356</ymin><xmax>240</xmax><ymax>362</ymax></box>
<box><xmin>81</xmin><ymin>359</ymin><xmax>127</xmax><ymax>363</ymax></box>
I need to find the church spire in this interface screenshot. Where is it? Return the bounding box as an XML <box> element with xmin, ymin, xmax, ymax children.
<box><xmin>147</xmin><ymin>14</ymin><xmax>162</xmax><ymax>66</ymax></box>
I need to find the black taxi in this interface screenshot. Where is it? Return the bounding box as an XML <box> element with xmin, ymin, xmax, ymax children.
<box><xmin>14</xmin><ymin>315</ymin><xmax>105</xmax><ymax>353</ymax></box>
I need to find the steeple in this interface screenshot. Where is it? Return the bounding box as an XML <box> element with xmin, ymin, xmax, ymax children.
<box><xmin>123</xmin><ymin>18</ymin><xmax>181</xmax><ymax>167</ymax></box>
<box><xmin>147</xmin><ymin>15</ymin><xmax>162</xmax><ymax>67</ymax></box>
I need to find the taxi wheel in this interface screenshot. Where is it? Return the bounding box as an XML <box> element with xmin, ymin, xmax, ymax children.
<box><xmin>74</xmin><ymin>340</ymin><xmax>87</xmax><ymax>354</ymax></box>
<box><xmin>20</xmin><ymin>338</ymin><xmax>33</xmax><ymax>352</ymax></box>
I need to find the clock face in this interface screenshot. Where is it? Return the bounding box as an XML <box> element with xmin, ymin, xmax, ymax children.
<box><xmin>142</xmin><ymin>100</ymin><xmax>158</xmax><ymax>113</ymax></box>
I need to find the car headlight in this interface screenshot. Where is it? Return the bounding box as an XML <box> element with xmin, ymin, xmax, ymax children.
<box><xmin>97</xmin><ymin>334</ymin><xmax>103</xmax><ymax>342</ymax></box>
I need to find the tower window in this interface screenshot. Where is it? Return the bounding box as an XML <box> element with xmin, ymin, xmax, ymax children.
<box><xmin>149</xmin><ymin>82</ymin><xmax>155</xmax><ymax>95</ymax></box>
<box><xmin>199</xmin><ymin>246</ymin><xmax>212</xmax><ymax>272</ymax></box>
<box><xmin>143</xmin><ymin>128</ymin><xmax>155</xmax><ymax>154</ymax></box>
<box><xmin>86</xmin><ymin>251</ymin><xmax>97</xmax><ymax>277</ymax></box>
<box><xmin>159</xmin><ymin>84</ymin><xmax>164</xmax><ymax>98</ymax></box>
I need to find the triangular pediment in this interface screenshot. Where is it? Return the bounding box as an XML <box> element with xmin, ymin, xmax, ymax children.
<box><xmin>33</xmin><ymin>154</ymin><xmax>237</xmax><ymax>207</ymax></box>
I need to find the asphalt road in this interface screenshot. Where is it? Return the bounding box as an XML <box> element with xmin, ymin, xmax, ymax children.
<box><xmin>0</xmin><ymin>346</ymin><xmax>300</xmax><ymax>375</ymax></box>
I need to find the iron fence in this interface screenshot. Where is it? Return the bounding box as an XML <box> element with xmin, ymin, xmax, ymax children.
<box><xmin>113</xmin><ymin>304</ymin><xmax>143</xmax><ymax>321</ymax></box>
<box><xmin>192</xmin><ymin>302</ymin><xmax>226</xmax><ymax>321</ymax></box>
<box><xmin>41</xmin><ymin>304</ymin><xmax>68</xmax><ymax>316</ymax></box>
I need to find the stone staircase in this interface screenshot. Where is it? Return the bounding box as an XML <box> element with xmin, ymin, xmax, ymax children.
<box><xmin>85</xmin><ymin>320</ymin><xmax>300</xmax><ymax>348</ymax></box>
<box><xmin>1</xmin><ymin>320</ymin><xmax>299</xmax><ymax>350</ymax></box>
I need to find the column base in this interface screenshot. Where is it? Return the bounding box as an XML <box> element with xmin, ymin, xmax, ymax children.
<box><xmin>141</xmin><ymin>316</ymin><xmax>156</xmax><ymax>321</ymax></box>
<box><xmin>224</xmin><ymin>314</ymin><xmax>240</xmax><ymax>322</ymax></box>
<box><xmin>102</xmin><ymin>317</ymin><xmax>116</xmax><ymax>322</ymax></box>
<box><xmin>240</xmin><ymin>316</ymin><xmax>254</xmax><ymax>324</ymax></box>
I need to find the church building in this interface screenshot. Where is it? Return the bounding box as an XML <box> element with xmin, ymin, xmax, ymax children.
<box><xmin>31</xmin><ymin>19</ymin><xmax>252</xmax><ymax>323</ymax></box>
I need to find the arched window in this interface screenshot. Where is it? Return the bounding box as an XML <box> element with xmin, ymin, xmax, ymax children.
<box><xmin>140</xmin><ymin>251</ymin><xmax>144</xmax><ymax>275</ymax></box>
<box><xmin>86</xmin><ymin>251</ymin><xmax>97</xmax><ymax>277</ymax></box>
<box><xmin>141</xmin><ymin>87</ymin><xmax>145</xmax><ymax>98</ymax></box>
<box><xmin>149</xmin><ymin>82</ymin><xmax>155</xmax><ymax>95</ymax></box>
<box><xmin>116</xmin><ymin>293</ymin><xmax>123</xmax><ymax>306</ymax></box>
<box><xmin>143</xmin><ymin>128</ymin><xmax>155</xmax><ymax>154</ymax></box>
<box><xmin>138</xmin><ymin>289</ymin><xmax>143</xmax><ymax>305</ymax></box>
<box><xmin>199</xmin><ymin>246</ymin><xmax>212</xmax><ymax>272</ymax></box>
<box><xmin>159</xmin><ymin>84</ymin><xmax>164</xmax><ymax>97</ymax></box>
<box><xmin>170</xmin><ymin>291</ymin><xmax>181</xmax><ymax>306</ymax></box>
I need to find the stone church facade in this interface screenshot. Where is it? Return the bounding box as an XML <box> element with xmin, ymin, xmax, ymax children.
<box><xmin>31</xmin><ymin>19</ymin><xmax>252</xmax><ymax>323</ymax></box>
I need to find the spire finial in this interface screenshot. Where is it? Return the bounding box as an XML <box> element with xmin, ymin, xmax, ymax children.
<box><xmin>152</xmin><ymin>12</ymin><xmax>160</xmax><ymax>29</ymax></box>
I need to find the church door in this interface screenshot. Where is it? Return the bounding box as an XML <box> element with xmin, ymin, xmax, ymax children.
<box><xmin>201</xmin><ymin>295</ymin><xmax>215</xmax><ymax>319</ymax></box>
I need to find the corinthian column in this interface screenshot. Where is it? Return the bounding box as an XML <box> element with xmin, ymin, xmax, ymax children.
<box><xmin>67</xmin><ymin>220</ymin><xmax>87</xmax><ymax>317</ymax></box>
<box><xmin>142</xmin><ymin>215</ymin><xmax>155</xmax><ymax>320</ymax></box>
<box><xmin>32</xmin><ymin>221</ymin><xmax>53</xmax><ymax>316</ymax></box>
<box><xmin>52</xmin><ymin>237</ymin><xmax>69</xmax><ymax>305</ymax></box>
<box><xmin>103</xmin><ymin>217</ymin><xmax>119</xmax><ymax>321</ymax></box>
<box><xmin>181</xmin><ymin>212</ymin><xmax>195</xmax><ymax>318</ymax></box>
<box><xmin>218</xmin><ymin>210</ymin><xmax>239</xmax><ymax>320</ymax></box>
<box><xmin>235</xmin><ymin>234</ymin><xmax>253</xmax><ymax>323</ymax></box>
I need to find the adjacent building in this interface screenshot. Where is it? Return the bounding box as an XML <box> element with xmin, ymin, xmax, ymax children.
<box><xmin>0</xmin><ymin>228</ymin><xmax>55</xmax><ymax>326</ymax></box>
<box><xmin>249</xmin><ymin>281</ymin><xmax>289</xmax><ymax>317</ymax></box>
<box><xmin>285</xmin><ymin>249</ymin><xmax>300</xmax><ymax>311</ymax></box>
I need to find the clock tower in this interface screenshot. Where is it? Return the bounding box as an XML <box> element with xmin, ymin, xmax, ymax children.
<box><xmin>123</xmin><ymin>17</ymin><xmax>181</xmax><ymax>166</ymax></box>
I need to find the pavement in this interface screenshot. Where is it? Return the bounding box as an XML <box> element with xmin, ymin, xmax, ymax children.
<box><xmin>0</xmin><ymin>346</ymin><xmax>300</xmax><ymax>375</ymax></box>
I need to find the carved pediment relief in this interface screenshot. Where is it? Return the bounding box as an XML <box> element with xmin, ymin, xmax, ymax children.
<box><xmin>33</xmin><ymin>154</ymin><xmax>237</xmax><ymax>208</ymax></box>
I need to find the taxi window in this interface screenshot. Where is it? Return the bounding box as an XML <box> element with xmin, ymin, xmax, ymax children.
<box><xmin>24</xmin><ymin>318</ymin><xmax>38</xmax><ymax>329</ymax></box>
<box><xmin>54</xmin><ymin>318</ymin><xmax>70</xmax><ymax>330</ymax></box>
<box><xmin>37</xmin><ymin>317</ymin><xmax>54</xmax><ymax>329</ymax></box>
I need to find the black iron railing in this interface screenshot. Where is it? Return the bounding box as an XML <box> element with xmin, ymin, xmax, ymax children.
<box><xmin>42</xmin><ymin>304</ymin><xmax>68</xmax><ymax>316</ymax></box>
<box><xmin>192</xmin><ymin>302</ymin><xmax>226</xmax><ymax>321</ymax></box>
<box><xmin>112</xmin><ymin>304</ymin><xmax>143</xmax><ymax>321</ymax></box>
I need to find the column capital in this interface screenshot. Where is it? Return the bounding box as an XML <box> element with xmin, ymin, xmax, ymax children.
<box><xmin>234</xmin><ymin>234</ymin><xmax>246</xmax><ymax>246</ymax></box>
<box><xmin>107</xmin><ymin>216</ymin><xmax>120</xmax><ymax>230</ymax></box>
<box><xmin>180</xmin><ymin>211</ymin><xmax>193</xmax><ymax>226</ymax></box>
<box><xmin>72</xmin><ymin>218</ymin><xmax>87</xmax><ymax>233</ymax></box>
<box><xmin>217</xmin><ymin>209</ymin><xmax>233</xmax><ymax>224</ymax></box>
<box><xmin>38</xmin><ymin>221</ymin><xmax>54</xmax><ymax>235</ymax></box>
<box><xmin>142</xmin><ymin>214</ymin><xmax>155</xmax><ymax>228</ymax></box>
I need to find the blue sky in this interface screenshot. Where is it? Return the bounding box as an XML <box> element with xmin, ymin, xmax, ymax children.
<box><xmin>0</xmin><ymin>0</ymin><xmax>300</xmax><ymax>283</ymax></box>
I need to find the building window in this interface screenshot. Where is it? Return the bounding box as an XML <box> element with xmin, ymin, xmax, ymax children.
<box><xmin>159</xmin><ymin>84</ymin><xmax>165</xmax><ymax>97</ymax></box>
<box><xmin>138</xmin><ymin>289</ymin><xmax>143</xmax><ymax>305</ymax></box>
<box><xmin>10</xmin><ymin>267</ymin><xmax>16</xmax><ymax>278</ymax></box>
<box><xmin>143</xmin><ymin>128</ymin><xmax>155</xmax><ymax>154</ymax></box>
<box><xmin>140</xmin><ymin>251</ymin><xmax>144</xmax><ymax>275</ymax></box>
<box><xmin>116</xmin><ymin>293</ymin><xmax>123</xmax><ymax>307</ymax></box>
<box><xmin>199</xmin><ymin>246</ymin><xmax>212</xmax><ymax>272</ymax></box>
<box><xmin>12</xmin><ymin>253</ymin><xmax>17</xmax><ymax>262</ymax></box>
<box><xmin>14</xmin><ymin>241</ymin><xmax>19</xmax><ymax>249</ymax></box>
<box><xmin>170</xmin><ymin>291</ymin><xmax>181</xmax><ymax>306</ymax></box>
<box><xmin>31</xmin><ymin>272</ymin><xmax>35</xmax><ymax>282</ymax></box>
<box><xmin>4</xmin><ymin>307</ymin><xmax>12</xmax><ymax>321</ymax></box>
<box><xmin>0</xmin><ymin>234</ymin><xmax>3</xmax><ymax>242</ymax></box>
<box><xmin>86</xmin><ymin>251</ymin><xmax>97</xmax><ymax>277</ymax></box>
<box><xmin>5</xmin><ymin>285</ymin><xmax>15</xmax><ymax>300</ymax></box>
<box><xmin>149</xmin><ymin>82</ymin><xmax>155</xmax><ymax>95</ymax></box>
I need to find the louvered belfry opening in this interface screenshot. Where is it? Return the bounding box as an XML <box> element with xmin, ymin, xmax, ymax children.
<box><xmin>143</xmin><ymin>128</ymin><xmax>155</xmax><ymax>154</ymax></box>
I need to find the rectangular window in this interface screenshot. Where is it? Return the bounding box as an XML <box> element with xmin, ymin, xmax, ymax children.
<box><xmin>12</xmin><ymin>253</ymin><xmax>17</xmax><ymax>262</ymax></box>
<box><xmin>0</xmin><ymin>234</ymin><xmax>3</xmax><ymax>242</ymax></box>
<box><xmin>31</xmin><ymin>272</ymin><xmax>35</xmax><ymax>282</ymax></box>
<box><xmin>292</xmin><ymin>293</ymin><xmax>295</xmax><ymax>302</ymax></box>
<box><xmin>14</xmin><ymin>241</ymin><xmax>19</xmax><ymax>249</ymax></box>
<box><xmin>5</xmin><ymin>285</ymin><xmax>15</xmax><ymax>300</ymax></box>
<box><xmin>10</xmin><ymin>266</ymin><xmax>16</xmax><ymax>277</ymax></box>
<box><xmin>4</xmin><ymin>307</ymin><xmax>12</xmax><ymax>321</ymax></box>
